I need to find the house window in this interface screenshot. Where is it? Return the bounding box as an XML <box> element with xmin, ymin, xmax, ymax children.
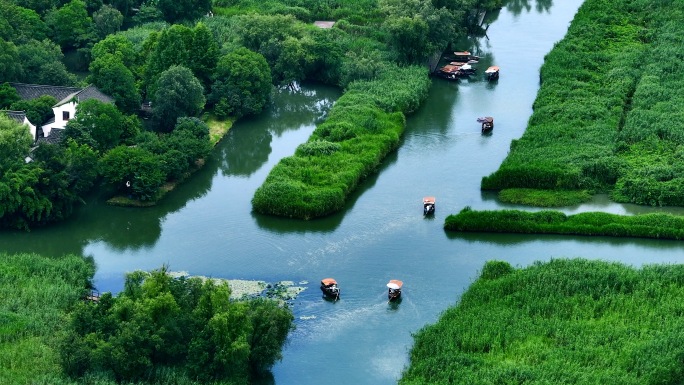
<box><xmin>63</xmin><ymin>111</ymin><xmax>70</xmax><ymax>121</ymax></box>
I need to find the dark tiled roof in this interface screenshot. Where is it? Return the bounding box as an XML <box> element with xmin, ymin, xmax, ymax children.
<box><xmin>10</xmin><ymin>83</ymin><xmax>114</xmax><ymax>107</ymax></box>
<box><xmin>72</xmin><ymin>84</ymin><xmax>115</xmax><ymax>104</ymax></box>
<box><xmin>10</xmin><ymin>83</ymin><xmax>81</xmax><ymax>102</ymax></box>
<box><xmin>2</xmin><ymin>110</ymin><xmax>28</xmax><ymax>124</ymax></box>
<box><xmin>35</xmin><ymin>128</ymin><xmax>65</xmax><ymax>145</ymax></box>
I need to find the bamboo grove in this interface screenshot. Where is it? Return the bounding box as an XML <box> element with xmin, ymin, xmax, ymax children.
<box><xmin>482</xmin><ymin>0</ymin><xmax>684</xmax><ymax>207</ymax></box>
<box><xmin>400</xmin><ymin>259</ymin><xmax>684</xmax><ymax>384</ymax></box>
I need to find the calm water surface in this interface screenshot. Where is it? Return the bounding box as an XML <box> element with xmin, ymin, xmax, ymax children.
<box><xmin>5</xmin><ymin>1</ymin><xmax>684</xmax><ymax>384</ymax></box>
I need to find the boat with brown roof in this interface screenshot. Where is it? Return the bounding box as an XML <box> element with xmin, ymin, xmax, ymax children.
<box><xmin>320</xmin><ymin>278</ymin><xmax>340</xmax><ymax>300</ymax></box>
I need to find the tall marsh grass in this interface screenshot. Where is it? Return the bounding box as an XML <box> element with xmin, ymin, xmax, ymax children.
<box><xmin>400</xmin><ymin>258</ymin><xmax>684</xmax><ymax>384</ymax></box>
<box><xmin>445</xmin><ymin>206</ymin><xmax>684</xmax><ymax>240</ymax></box>
<box><xmin>483</xmin><ymin>0</ymin><xmax>684</xmax><ymax>208</ymax></box>
<box><xmin>252</xmin><ymin>65</ymin><xmax>429</xmax><ymax>218</ymax></box>
<box><xmin>0</xmin><ymin>253</ymin><xmax>93</xmax><ymax>385</ymax></box>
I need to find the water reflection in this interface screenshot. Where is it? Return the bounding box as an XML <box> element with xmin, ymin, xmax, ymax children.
<box><xmin>506</xmin><ymin>0</ymin><xmax>554</xmax><ymax>15</ymax></box>
<box><xmin>219</xmin><ymin>119</ymin><xmax>273</xmax><ymax>177</ymax></box>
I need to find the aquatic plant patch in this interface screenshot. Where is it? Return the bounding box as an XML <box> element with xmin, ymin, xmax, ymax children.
<box><xmin>400</xmin><ymin>258</ymin><xmax>684</xmax><ymax>385</ymax></box>
<box><xmin>444</xmin><ymin>206</ymin><xmax>684</xmax><ymax>240</ymax></box>
<box><xmin>498</xmin><ymin>188</ymin><xmax>592</xmax><ymax>207</ymax></box>
<box><xmin>253</xmin><ymin>65</ymin><xmax>428</xmax><ymax>219</ymax></box>
<box><xmin>482</xmin><ymin>0</ymin><xmax>684</xmax><ymax>208</ymax></box>
<box><xmin>0</xmin><ymin>253</ymin><xmax>93</xmax><ymax>385</ymax></box>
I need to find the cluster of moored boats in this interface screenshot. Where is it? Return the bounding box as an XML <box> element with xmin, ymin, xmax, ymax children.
<box><xmin>436</xmin><ymin>51</ymin><xmax>499</xmax><ymax>81</ymax></box>
<box><xmin>320</xmin><ymin>278</ymin><xmax>404</xmax><ymax>302</ymax></box>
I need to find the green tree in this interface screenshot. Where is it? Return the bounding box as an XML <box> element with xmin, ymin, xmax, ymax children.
<box><xmin>189</xmin><ymin>22</ymin><xmax>219</xmax><ymax>87</ymax></box>
<box><xmin>10</xmin><ymin>95</ymin><xmax>58</xmax><ymax>126</ymax></box>
<box><xmin>152</xmin><ymin>65</ymin><xmax>205</xmax><ymax>131</ymax></box>
<box><xmin>13</xmin><ymin>0</ymin><xmax>59</xmax><ymax>16</ymax></box>
<box><xmin>45</xmin><ymin>0</ymin><xmax>94</xmax><ymax>49</ymax></box>
<box><xmin>89</xmin><ymin>53</ymin><xmax>141</xmax><ymax>113</ymax></box>
<box><xmin>69</xmin><ymin>99</ymin><xmax>125</xmax><ymax>152</ymax></box>
<box><xmin>383</xmin><ymin>15</ymin><xmax>429</xmax><ymax>64</ymax></box>
<box><xmin>99</xmin><ymin>145</ymin><xmax>164</xmax><ymax>201</ymax></box>
<box><xmin>157</xmin><ymin>0</ymin><xmax>211</xmax><ymax>23</ymax></box>
<box><xmin>0</xmin><ymin>2</ymin><xmax>48</xmax><ymax>44</ymax></box>
<box><xmin>273</xmin><ymin>36</ymin><xmax>307</xmax><ymax>86</ymax></box>
<box><xmin>17</xmin><ymin>39</ymin><xmax>77</xmax><ymax>86</ymax></box>
<box><xmin>0</xmin><ymin>82</ymin><xmax>20</xmax><ymax>109</ymax></box>
<box><xmin>210</xmin><ymin>48</ymin><xmax>272</xmax><ymax>119</ymax></box>
<box><xmin>0</xmin><ymin>39</ymin><xmax>21</xmax><ymax>82</ymax></box>
<box><xmin>92</xmin><ymin>4</ymin><xmax>124</xmax><ymax>39</ymax></box>
<box><xmin>247</xmin><ymin>298</ymin><xmax>294</xmax><ymax>373</ymax></box>
<box><xmin>0</xmin><ymin>113</ymin><xmax>33</xmax><ymax>170</ymax></box>
<box><xmin>90</xmin><ymin>34</ymin><xmax>137</xmax><ymax>68</ymax></box>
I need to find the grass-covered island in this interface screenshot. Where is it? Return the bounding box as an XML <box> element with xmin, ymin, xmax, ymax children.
<box><xmin>481</xmin><ymin>0</ymin><xmax>684</xmax><ymax>208</ymax></box>
<box><xmin>1</xmin><ymin>254</ymin><xmax>294</xmax><ymax>385</ymax></box>
<box><xmin>400</xmin><ymin>259</ymin><xmax>684</xmax><ymax>385</ymax></box>
<box><xmin>445</xmin><ymin>207</ymin><xmax>684</xmax><ymax>240</ymax></box>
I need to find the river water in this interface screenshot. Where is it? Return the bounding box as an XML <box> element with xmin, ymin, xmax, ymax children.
<box><xmin>5</xmin><ymin>0</ymin><xmax>684</xmax><ymax>384</ymax></box>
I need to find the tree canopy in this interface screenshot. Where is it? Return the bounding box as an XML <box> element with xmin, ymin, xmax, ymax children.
<box><xmin>152</xmin><ymin>65</ymin><xmax>205</xmax><ymax>131</ymax></box>
<box><xmin>210</xmin><ymin>47</ymin><xmax>272</xmax><ymax>119</ymax></box>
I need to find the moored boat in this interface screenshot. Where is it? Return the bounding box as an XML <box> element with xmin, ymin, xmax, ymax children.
<box><xmin>320</xmin><ymin>278</ymin><xmax>340</xmax><ymax>300</ymax></box>
<box><xmin>423</xmin><ymin>196</ymin><xmax>435</xmax><ymax>215</ymax></box>
<box><xmin>387</xmin><ymin>279</ymin><xmax>403</xmax><ymax>301</ymax></box>
<box><xmin>485</xmin><ymin>66</ymin><xmax>500</xmax><ymax>80</ymax></box>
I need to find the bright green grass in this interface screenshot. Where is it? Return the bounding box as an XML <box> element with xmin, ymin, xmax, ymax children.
<box><xmin>498</xmin><ymin>188</ymin><xmax>592</xmax><ymax>207</ymax></box>
<box><xmin>400</xmin><ymin>258</ymin><xmax>684</xmax><ymax>385</ymax></box>
<box><xmin>445</xmin><ymin>206</ymin><xmax>684</xmax><ymax>240</ymax></box>
<box><xmin>0</xmin><ymin>253</ymin><xmax>93</xmax><ymax>385</ymax></box>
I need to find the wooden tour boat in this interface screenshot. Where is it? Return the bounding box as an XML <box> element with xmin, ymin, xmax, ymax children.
<box><xmin>477</xmin><ymin>116</ymin><xmax>494</xmax><ymax>133</ymax></box>
<box><xmin>437</xmin><ymin>62</ymin><xmax>476</xmax><ymax>80</ymax></box>
<box><xmin>320</xmin><ymin>278</ymin><xmax>340</xmax><ymax>300</ymax></box>
<box><xmin>387</xmin><ymin>279</ymin><xmax>403</xmax><ymax>301</ymax></box>
<box><xmin>485</xmin><ymin>66</ymin><xmax>500</xmax><ymax>81</ymax></box>
<box><xmin>423</xmin><ymin>196</ymin><xmax>435</xmax><ymax>215</ymax></box>
<box><xmin>452</xmin><ymin>51</ymin><xmax>480</xmax><ymax>62</ymax></box>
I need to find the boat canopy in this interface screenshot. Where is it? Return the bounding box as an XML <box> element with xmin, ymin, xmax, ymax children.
<box><xmin>321</xmin><ymin>278</ymin><xmax>337</xmax><ymax>286</ymax></box>
<box><xmin>387</xmin><ymin>280</ymin><xmax>403</xmax><ymax>289</ymax></box>
<box><xmin>485</xmin><ymin>66</ymin><xmax>500</xmax><ymax>73</ymax></box>
<box><xmin>461</xmin><ymin>63</ymin><xmax>472</xmax><ymax>71</ymax></box>
<box><xmin>423</xmin><ymin>197</ymin><xmax>436</xmax><ymax>204</ymax></box>
<box><xmin>454</xmin><ymin>51</ymin><xmax>471</xmax><ymax>56</ymax></box>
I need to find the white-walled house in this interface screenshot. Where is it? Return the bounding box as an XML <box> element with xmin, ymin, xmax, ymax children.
<box><xmin>9</xmin><ymin>83</ymin><xmax>114</xmax><ymax>142</ymax></box>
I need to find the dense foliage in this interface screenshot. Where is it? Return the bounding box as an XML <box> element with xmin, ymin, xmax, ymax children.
<box><xmin>0</xmin><ymin>252</ymin><xmax>93</xmax><ymax>385</ymax></box>
<box><xmin>482</xmin><ymin>0</ymin><xmax>684</xmax><ymax>208</ymax></box>
<box><xmin>60</xmin><ymin>267</ymin><xmax>294</xmax><ymax>384</ymax></box>
<box><xmin>401</xmin><ymin>259</ymin><xmax>684</xmax><ymax>384</ymax></box>
<box><xmin>444</xmin><ymin>206</ymin><xmax>684</xmax><ymax>240</ymax></box>
<box><xmin>252</xmin><ymin>65</ymin><xmax>428</xmax><ymax>218</ymax></box>
<box><xmin>497</xmin><ymin>188</ymin><xmax>592</xmax><ymax>207</ymax></box>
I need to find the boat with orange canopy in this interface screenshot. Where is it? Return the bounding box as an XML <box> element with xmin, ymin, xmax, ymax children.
<box><xmin>320</xmin><ymin>278</ymin><xmax>340</xmax><ymax>300</ymax></box>
<box><xmin>387</xmin><ymin>279</ymin><xmax>403</xmax><ymax>301</ymax></box>
<box><xmin>423</xmin><ymin>196</ymin><xmax>435</xmax><ymax>215</ymax></box>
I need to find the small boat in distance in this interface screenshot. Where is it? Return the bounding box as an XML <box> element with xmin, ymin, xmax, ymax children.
<box><xmin>387</xmin><ymin>280</ymin><xmax>403</xmax><ymax>301</ymax></box>
<box><xmin>477</xmin><ymin>116</ymin><xmax>494</xmax><ymax>133</ymax></box>
<box><xmin>423</xmin><ymin>196</ymin><xmax>435</xmax><ymax>215</ymax></box>
<box><xmin>485</xmin><ymin>66</ymin><xmax>500</xmax><ymax>81</ymax></box>
<box><xmin>320</xmin><ymin>278</ymin><xmax>340</xmax><ymax>300</ymax></box>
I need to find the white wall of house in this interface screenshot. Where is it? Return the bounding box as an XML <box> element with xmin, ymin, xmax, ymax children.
<box><xmin>23</xmin><ymin>117</ymin><xmax>36</xmax><ymax>141</ymax></box>
<box><xmin>42</xmin><ymin>101</ymin><xmax>77</xmax><ymax>137</ymax></box>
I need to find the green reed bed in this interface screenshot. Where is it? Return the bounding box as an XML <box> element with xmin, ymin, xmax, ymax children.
<box><xmin>0</xmin><ymin>253</ymin><xmax>93</xmax><ymax>385</ymax></box>
<box><xmin>498</xmin><ymin>188</ymin><xmax>592</xmax><ymax>207</ymax></box>
<box><xmin>484</xmin><ymin>0</ymin><xmax>684</xmax><ymax>209</ymax></box>
<box><xmin>481</xmin><ymin>0</ymin><xmax>646</xmax><ymax>192</ymax></box>
<box><xmin>612</xmin><ymin>11</ymin><xmax>684</xmax><ymax>206</ymax></box>
<box><xmin>252</xmin><ymin>65</ymin><xmax>429</xmax><ymax>219</ymax></box>
<box><xmin>444</xmin><ymin>206</ymin><xmax>684</xmax><ymax>240</ymax></box>
<box><xmin>400</xmin><ymin>258</ymin><xmax>684</xmax><ymax>385</ymax></box>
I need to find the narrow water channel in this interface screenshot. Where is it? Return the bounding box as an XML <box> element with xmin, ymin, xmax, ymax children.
<box><xmin>5</xmin><ymin>0</ymin><xmax>684</xmax><ymax>384</ymax></box>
